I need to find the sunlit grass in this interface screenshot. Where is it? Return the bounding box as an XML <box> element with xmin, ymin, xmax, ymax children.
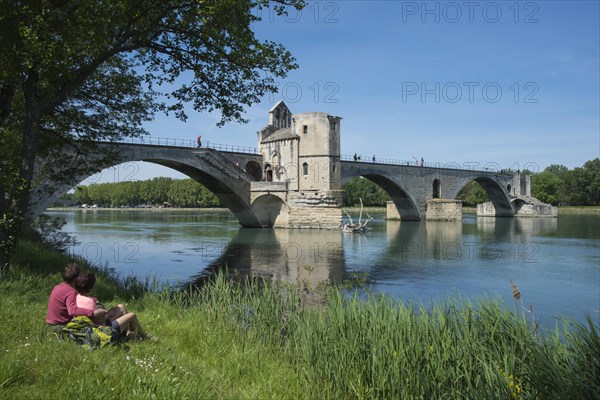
<box><xmin>1</xmin><ymin>239</ymin><xmax>598</xmax><ymax>399</ymax></box>
<box><xmin>557</xmin><ymin>206</ymin><xmax>600</xmax><ymax>214</ymax></box>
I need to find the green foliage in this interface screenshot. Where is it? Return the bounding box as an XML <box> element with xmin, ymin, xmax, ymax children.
<box><xmin>560</xmin><ymin>158</ymin><xmax>600</xmax><ymax>206</ymax></box>
<box><xmin>74</xmin><ymin>178</ymin><xmax>221</xmax><ymax>208</ymax></box>
<box><xmin>544</xmin><ymin>164</ymin><xmax>570</xmax><ymax>179</ymax></box>
<box><xmin>343</xmin><ymin>178</ymin><xmax>391</xmax><ymax>207</ymax></box>
<box><xmin>288</xmin><ymin>290</ymin><xmax>600</xmax><ymax>399</ymax></box>
<box><xmin>165</xmin><ymin>178</ymin><xmax>220</xmax><ymax>207</ymax></box>
<box><xmin>531</xmin><ymin>159</ymin><xmax>600</xmax><ymax>206</ymax></box>
<box><xmin>456</xmin><ymin>181</ymin><xmax>490</xmax><ymax>206</ymax></box>
<box><xmin>532</xmin><ymin>171</ymin><xmax>563</xmax><ymax>205</ymax></box>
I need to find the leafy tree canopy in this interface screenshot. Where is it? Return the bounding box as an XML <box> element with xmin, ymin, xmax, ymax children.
<box><xmin>532</xmin><ymin>171</ymin><xmax>562</xmax><ymax>205</ymax></box>
<box><xmin>73</xmin><ymin>178</ymin><xmax>220</xmax><ymax>208</ymax></box>
<box><xmin>0</xmin><ymin>0</ymin><xmax>304</xmax><ymax>269</ymax></box>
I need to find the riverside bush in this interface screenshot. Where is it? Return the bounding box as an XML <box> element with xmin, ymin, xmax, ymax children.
<box><xmin>1</xmin><ymin>240</ymin><xmax>598</xmax><ymax>399</ymax></box>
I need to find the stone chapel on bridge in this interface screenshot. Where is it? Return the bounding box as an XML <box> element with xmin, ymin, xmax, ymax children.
<box><xmin>253</xmin><ymin>101</ymin><xmax>344</xmax><ymax>228</ymax></box>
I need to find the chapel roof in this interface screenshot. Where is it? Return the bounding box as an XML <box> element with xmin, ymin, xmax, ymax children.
<box><xmin>260</xmin><ymin>127</ymin><xmax>298</xmax><ymax>143</ymax></box>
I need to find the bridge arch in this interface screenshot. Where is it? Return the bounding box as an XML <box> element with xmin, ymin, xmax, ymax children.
<box><xmin>343</xmin><ymin>174</ymin><xmax>422</xmax><ymax>221</ymax></box>
<box><xmin>30</xmin><ymin>144</ymin><xmax>264</xmax><ymax>227</ymax></box>
<box><xmin>451</xmin><ymin>175</ymin><xmax>514</xmax><ymax>216</ymax></box>
<box><xmin>251</xmin><ymin>194</ymin><xmax>289</xmax><ymax>227</ymax></box>
<box><xmin>511</xmin><ymin>198</ymin><xmax>528</xmax><ymax>214</ymax></box>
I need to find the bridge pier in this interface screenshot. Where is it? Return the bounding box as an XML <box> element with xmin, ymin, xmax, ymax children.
<box><xmin>477</xmin><ymin>200</ymin><xmax>557</xmax><ymax>217</ymax></box>
<box><xmin>425</xmin><ymin>199</ymin><xmax>463</xmax><ymax>221</ymax></box>
<box><xmin>476</xmin><ymin>202</ymin><xmax>514</xmax><ymax>217</ymax></box>
<box><xmin>387</xmin><ymin>199</ymin><xmax>463</xmax><ymax>221</ymax></box>
<box><xmin>386</xmin><ymin>201</ymin><xmax>401</xmax><ymax>220</ymax></box>
<box><xmin>251</xmin><ymin>183</ymin><xmax>343</xmax><ymax>229</ymax></box>
<box><xmin>286</xmin><ymin>191</ymin><xmax>343</xmax><ymax>229</ymax></box>
<box><xmin>514</xmin><ymin>202</ymin><xmax>557</xmax><ymax>217</ymax></box>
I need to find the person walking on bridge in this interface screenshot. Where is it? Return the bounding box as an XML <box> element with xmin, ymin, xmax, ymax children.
<box><xmin>196</xmin><ymin>135</ymin><xmax>202</xmax><ymax>148</ymax></box>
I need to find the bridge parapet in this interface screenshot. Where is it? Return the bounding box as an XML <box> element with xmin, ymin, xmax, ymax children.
<box><xmin>251</xmin><ymin>182</ymin><xmax>288</xmax><ymax>192</ymax></box>
<box><xmin>341</xmin><ymin>155</ymin><xmax>514</xmax><ymax>174</ymax></box>
<box><xmin>103</xmin><ymin>136</ymin><xmax>259</xmax><ymax>154</ymax></box>
<box><xmin>193</xmin><ymin>149</ymin><xmax>255</xmax><ymax>183</ymax></box>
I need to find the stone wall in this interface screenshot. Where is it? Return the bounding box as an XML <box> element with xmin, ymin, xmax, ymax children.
<box><xmin>425</xmin><ymin>199</ymin><xmax>463</xmax><ymax>221</ymax></box>
<box><xmin>515</xmin><ymin>203</ymin><xmax>557</xmax><ymax>217</ymax></box>
<box><xmin>286</xmin><ymin>191</ymin><xmax>343</xmax><ymax>229</ymax></box>
<box><xmin>386</xmin><ymin>201</ymin><xmax>401</xmax><ymax>220</ymax></box>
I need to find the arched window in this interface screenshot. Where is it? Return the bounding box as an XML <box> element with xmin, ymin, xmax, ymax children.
<box><xmin>282</xmin><ymin>111</ymin><xmax>287</xmax><ymax>128</ymax></box>
<box><xmin>302</xmin><ymin>162</ymin><xmax>308</xmax><ymax>176</ymax></box>
<box><xmin>274</xmin><ymin>110</ymin><xmax>280</xmax><ymax>128</ymax></box>
<box><xmin>432</xmin><ymin>179</ymin><xmax>441</xmax><ymax>198</ymax></box>
<box><xmin>265</xmin><ymin>164</ymin><xmax>273</xmax><ymax>182</ymax></box>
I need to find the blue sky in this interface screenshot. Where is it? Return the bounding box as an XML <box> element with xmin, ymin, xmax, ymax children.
<box><xmin>88</xmin><ymin>0</ymin><xmax>599</xmax><ymax>183</ymax></box>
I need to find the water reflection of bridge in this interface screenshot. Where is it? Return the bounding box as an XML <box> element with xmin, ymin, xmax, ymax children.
<box><xmin>190</xmin><ymin>228</ymin><xmax>346</xmax><ymax>306</ymax></box>
<box><xmin>190</xmin><ymin>216</ymin><xmax>559</xmax><ymax>298</ymax></box>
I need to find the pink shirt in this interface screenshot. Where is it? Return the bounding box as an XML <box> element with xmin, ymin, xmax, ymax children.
<box><xmin>45</xmin><ymin>282</ymin><xmax>94</xmax><ymax>324</ymax></box>
<box><xmin>76</xmin><ymin>294</ymin><xmax>97</xmax><ymax>310</ymax></box>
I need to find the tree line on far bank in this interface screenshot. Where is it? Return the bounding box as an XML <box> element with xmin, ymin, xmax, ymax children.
<box><xmin>530</xmin><ymin>159</ymin><xmax>599</xmax><ymax>206</ymax></box>
<box><xmin>69</xmin><ymin>158</ymin><xmax>599</xmax><ymax>208</ymax></box>
<box><xmin>72</xmin><ymin>177</ymin><xmax>220</xmax><ymax>208</ymax></box>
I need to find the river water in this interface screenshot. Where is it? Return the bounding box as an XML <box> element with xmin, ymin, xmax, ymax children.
<box><xmin>48</xmin><ymin>209</ymin><xmax>599</xmax><ymax>327</ymax></box>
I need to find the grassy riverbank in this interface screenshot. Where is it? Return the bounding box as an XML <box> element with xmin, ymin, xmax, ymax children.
<box><xmin>449</xmin><ymin>206</ymin><xmax>600</xmax><ymax>216</ymax></box>
<box><xmin>557</xmin><ymin>206</ymin><xmax>600</xmax><ymax>214</ymax></box>
<box><xmin>1</xmin><ymin>240</ymin><xmax>598</xmax><ymax>399</ymax></box>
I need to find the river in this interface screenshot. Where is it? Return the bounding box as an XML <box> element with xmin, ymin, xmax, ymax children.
<box><xmin>48</xmin><ymin>209</ymin><xmax>599</xmax><ymax>327</ymax></box>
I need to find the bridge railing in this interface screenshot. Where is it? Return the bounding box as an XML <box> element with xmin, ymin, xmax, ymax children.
<box><xmin>108</xmin><ymin>136</ymin><xmax>258</xmax><ymax>154</ymax></box>
<box><xmin>101</xmin><ymin>137</ymin><xmax>509</xmax><ymax>173</ymax></box>
<box><xmin>341</xmin><ymin>155</ymin><xmax>512</xmax><ymax>174</ymax></box>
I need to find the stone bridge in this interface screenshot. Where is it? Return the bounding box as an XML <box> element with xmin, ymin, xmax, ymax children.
<box><xmin>340</xmin><ymin>160</ymin><xmax>525</xmax><ymax>221</ymax></box>
<box><xmin>31</xmin><ymin>103</ymin><xmax>555</xmax><ymax>228</ymax></box>
<box><xmin>30</xmin><ymin>143</ymin><xmax>267</xmax><ymax>227</ymax></box>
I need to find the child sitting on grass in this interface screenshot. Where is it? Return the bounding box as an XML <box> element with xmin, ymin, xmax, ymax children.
<box><xmin>73</xmin><ymin>272</ymin><xmax>152</xmax><ymax>340</ymax></box>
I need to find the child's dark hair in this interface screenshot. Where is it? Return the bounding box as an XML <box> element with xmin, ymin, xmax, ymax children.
<box><xmin>73</xmin><ymin>272</ymin><xmax>96</xmax><ymax>294</ymax></box>
<box><xmin>62</xmin><ymin>263</ymin><xmax>80</xmax><ymax>283</ymax></box>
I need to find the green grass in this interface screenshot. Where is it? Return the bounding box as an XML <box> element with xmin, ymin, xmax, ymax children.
<box><xmin>557</xmin><ymin>206</ymin><xmax>600</xmax><ymax>214</ymax></box>
<box><xmin>1</xmin><ymin>239</ymin><xmax>598</xmax><ymax>399</ymax></box>
<box><xmin>0</xmin><ymin>241</ymin><xmax>306</xmax><ymax>400</ymax></box>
